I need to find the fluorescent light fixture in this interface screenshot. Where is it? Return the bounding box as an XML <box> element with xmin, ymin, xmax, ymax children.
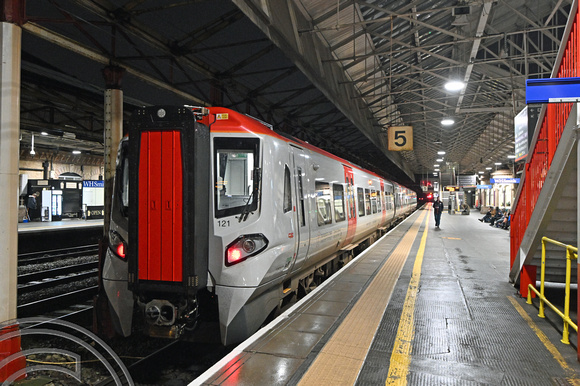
<box><xmin>441</xmin><ymin>118</ymin><xmax>455</xmax><ymax>126</ymax></box>
<box><xmin>433</xmin><ymin>172</ymin><xmax>438</xmax><ymax>176</ymax></box>
<box><xmin>507</xmin><ymin>155</ymin><xmax>516</xmax><ymax>159</ymax></box>
<box><xmin>478</xmin><ymin>171</ymin><xmax>484</xmax><ymax>174</ymax></box>
<box><xmin>494</xmin><ymin>162</ymin><xmax>502</xmax><ymax>165</ymax></box>
<box><xmin>41</xmin><ymin>132</ymin><xmax>48</xmax><ymax>136</ymax></box>
<box><xmin>436</xmin><ymin>158</ymin><xmax>444</xmax><ymax>162</ymax></box>
<box><xmin>72</xmin><ymin>150</ymin><xmax>81</xmax><ymax>155</ymax></box>
<box><xmin>434</xmin><ymin>164</ymin><xmax>440</xmax><ymax>167</ymax></box>
<box><xmin>444</xmin><ymin>80</ymin><xmax>465</xmax><ymax>91</ymax></box>
<box><xmin>486</xmin><ymin>167</ymin><xmax>492</xmax><ymax>170</ymax></box>
<box><xmin>437</xmin><ymin>151</ymin><xmax>446</xmax><ymax>155</ymax></box>
<box><xmin>434</xmin><ymin>168</ymin><xmax>440</xmax><ymax>172</ymax></box>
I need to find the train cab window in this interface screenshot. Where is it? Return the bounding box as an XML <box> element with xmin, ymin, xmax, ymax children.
<box><xmin>116</xmin><ymin>140</ymin><xmax>129</xmax><ymax>217</ymax></box>
<box><xmin>371</xmin><ymin>189</ymin><xmax>378</xmax><ymax>214</ymax></box>
<box><xmin>316</xmin><ymin>182</ymin><xmax>332</xmax><ymax>226</ymax></box>
<box><xmin>357</xmin><ymin>187</ymin><xmax>365</xmax><ymax>217</ymax></box>
<box><xmin>333</xmin><ymin>184</ymin><xmax>346</xmax><ymax>222</ymax></box>
<box><xmin>283</xmin><ymin>165</ymin><xmax>292</xmax><ymax>213</ymax></box>
<box><xmin>365</xmin><ymin>189</ymin><xmax>371</xmax><ymax>215</ymax></box>
<box><xmin>214</xmin><ymin>137</ymin><xmax>260</xmax><ymax>218</ymax></box>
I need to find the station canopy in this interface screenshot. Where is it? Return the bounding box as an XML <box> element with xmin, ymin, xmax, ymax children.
<box><xmin>18</xmin><ymin>1</ymin><xmax>571</xmax><ymax>188</ymax></box>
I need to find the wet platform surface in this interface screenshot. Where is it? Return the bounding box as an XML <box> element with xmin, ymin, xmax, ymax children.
<box><xmin>193</xmin><ymin>205</ymin><xmax>580</xmax><ymax>385</ymax></box>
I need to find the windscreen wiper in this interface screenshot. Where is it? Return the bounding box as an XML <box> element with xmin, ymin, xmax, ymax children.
<box><xmin>238</xmin><ymin>168</ymin><xmax>261</xmax><ymax>223</ymax></box>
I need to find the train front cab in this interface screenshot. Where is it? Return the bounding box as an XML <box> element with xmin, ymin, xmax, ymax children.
<box><xmin>127</xmin><ymin>106</ymin><xmax>210</xmax><ymax>338</ymax></box>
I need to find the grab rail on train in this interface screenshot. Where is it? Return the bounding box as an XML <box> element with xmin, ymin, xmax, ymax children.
<box><xmin>526</xmin><ymin>237</ymin><xmax>578</xmax><ymax>345</ymax></box>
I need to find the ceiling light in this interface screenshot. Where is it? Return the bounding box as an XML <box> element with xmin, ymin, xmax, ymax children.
<box><xmin>436</xmin><ymin>158</ymin><xmax>444</xmax><ymax>162</ymax></box>
<box><xmin>444</xmin><ymin>80</ymin><xmax>465</xmax><ymax>91</ymax></box>
<box><xmin>494</xmin><ymin>162</ymin><xmax>502</xmax><ymax>165</ymax></box>
<box><xmin>72</xmin><ymin>150</ymin><xmax>81</xmax><ymax>155</ymax></box>
<box><xmin>441</xmin><ymin>118</ymin><xmax>455</xmax><ymax>126</ymax></box>
<box><xmin>507</xmin><ymin>155</ymin><xmax>516</xmax><ymax>159</ymax></box>
<box><xmin>41</xmin><ymin>131</ymin><xmax>48</xmax><ymax>136</ymax></box>
<box><xmin>478</xmin><ymin>171</ymin><xmax>484</xmax><ymax>174</ymax></box>
<box><xmin>437</xmin><ymin>151</ymin><xmax>446</xmax><ymax>155</ymax></box>
<box><xmin>434</xmin><ymin>164</ymin><xmax>440</xmax><ymax>167</ymax></box>
<box><xmin>486</xmin><ymin>167</ymin><xmax>492</xmax><ymax>170</ymax></box>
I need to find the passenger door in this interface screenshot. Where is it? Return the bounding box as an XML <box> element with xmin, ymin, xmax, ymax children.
<box><xmin>290</xmin><ymin>145</ymin><xmax>310</xmax><ymax>273</ymax></box>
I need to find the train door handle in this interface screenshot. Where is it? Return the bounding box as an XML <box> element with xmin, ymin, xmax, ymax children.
<box><xmin>165</xmin><ymin>201</ymin><xmax>172</xmax><ymax>210</ymax></box>
<box><xmin>150</xmin><ymin>201</ymin><xmax>156</xmax><ymax>210</ymax></box>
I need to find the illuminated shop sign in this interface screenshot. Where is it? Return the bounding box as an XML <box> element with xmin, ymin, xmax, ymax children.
<box><xmin>490</xmin><ymin>178</ymin><xmax>520</xmax><ymax>184</ymax></box>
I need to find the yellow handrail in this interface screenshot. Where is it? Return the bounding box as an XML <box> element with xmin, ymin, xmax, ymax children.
<box><xmin>526</xmin><ymin>236</ymin><xmax>578</xmax><ymax>344</ymax></box>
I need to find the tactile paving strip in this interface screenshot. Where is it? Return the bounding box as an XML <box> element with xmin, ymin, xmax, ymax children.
<box><xmin>297</xmin><ymin>210</ymin><xmax>427</xmax><ymax>385</ymax></box>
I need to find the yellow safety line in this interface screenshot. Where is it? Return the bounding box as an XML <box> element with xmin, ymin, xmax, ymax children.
<box><xmin>297</xmin><ymin>209</ymin><xmax>428</xmax><ymax>386</ymax></box>
<box><xmin>385</xmin><ymin>209</ymin><xmax>430</xmax><ymax>385</ymax></box>
<box><xmin>507</xmin><ymin>296</ymin><xmax>577</xmax><ymax>379</ymax></box>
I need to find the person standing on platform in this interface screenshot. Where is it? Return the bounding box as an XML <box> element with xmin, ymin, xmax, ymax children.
<box><xmin>433</xmin><ymin>196</ymin><xmax>444</xmax><ymax>228</ymax></box>
<box><xmin>26</xmin><ymin>191</ymin><xmax>39</xmax><ymax>221</ymax></box>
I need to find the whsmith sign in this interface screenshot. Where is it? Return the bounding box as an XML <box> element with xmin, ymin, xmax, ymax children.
<box><xmin>83</xmin><ymin>180</ymin><xmax>104</xmax><ymax>188</ymax></box>
<box><xmin>490</xmin><ymin>178</ymin><xmax>520</xmax><ymax>184</ymax></box>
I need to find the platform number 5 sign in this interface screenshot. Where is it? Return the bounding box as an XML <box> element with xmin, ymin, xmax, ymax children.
<box><xmin>388</xmin><ymin>126</ymin><xmax>413</xmax><ymax>151</ymax></box>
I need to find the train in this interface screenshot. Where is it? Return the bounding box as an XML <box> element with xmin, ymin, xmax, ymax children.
<box><xmin>100</xmin><ymin>105</ymin><xmax>417</xmax><ymax>345</ymax></box>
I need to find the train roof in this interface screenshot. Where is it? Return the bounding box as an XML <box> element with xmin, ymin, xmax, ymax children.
<box><xmin>204</xmin><ymin>107</ymin><xmax>412</xmax><ymax>191</ymax></box>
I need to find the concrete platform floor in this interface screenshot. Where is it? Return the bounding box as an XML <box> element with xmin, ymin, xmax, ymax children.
<box><xmin>195</xmin><ymin>205</ymin><xmax>580</xmax><ymax>385</ymax></box>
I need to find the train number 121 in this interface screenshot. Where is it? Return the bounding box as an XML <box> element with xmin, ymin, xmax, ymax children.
<box><xmin>217</xmin><ymin>220</ymin><xmax>230</xmax><ymax>227</ymax></box>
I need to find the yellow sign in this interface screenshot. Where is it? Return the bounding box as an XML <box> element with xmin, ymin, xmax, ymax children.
<box><xmin>388</xmin><ymin>126</ymin><xmax>413</xmax><ymax>151</ymax></box>
<box><xmin>216</xmin><ymin>113</ymin><xmax>229</xmax><ymax>120</ymax></box>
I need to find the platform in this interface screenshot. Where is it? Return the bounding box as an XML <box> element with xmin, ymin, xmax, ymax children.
<box><xmin>193</xmin><ymin>204</ymin><xmax>580</xmax><ymax>385</ymax></box>
<box><xmin>18</xmin><ymin>219</ymin><xmax>103</xmax><ymax>233</ymax></box>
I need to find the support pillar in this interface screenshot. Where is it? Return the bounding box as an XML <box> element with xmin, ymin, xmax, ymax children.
<box><xmin>0</xmin><ymin>2</ymin><xmax>26</xmax><ymax>381</ymax></box>
<box><xmin>102</xmin><ymin>65</ymin><xmax>125</xmax><ymax>237</ymax></box>
<box><xmin>520</xmin><ymin>264</ymin><xmax>537</xmax><ymax>299</ymax></box>
<box><xmin>94</xmin><ymin>66</ymin><xmax>124</xmax><ymax>338</ymax></box>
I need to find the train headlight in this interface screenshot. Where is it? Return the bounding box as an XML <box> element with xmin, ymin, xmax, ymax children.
<box><xmin>225</xmin><ymin>234</ymin><xmax>269</xmax><ymax>266</ymax></box>
<box><xmin>109</xmin><ymin>230</ymin><xmax>128</xmax><ymax>260</ymax></box>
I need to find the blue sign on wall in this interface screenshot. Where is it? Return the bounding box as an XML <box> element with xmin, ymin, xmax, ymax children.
<box><xmin>526</xmin><ymin>77</ymin><xmax>580</xmax><ymax>104</ymax></box>
<box><xmin>83</xmin><ymin>180</ymin><xmax>104</xmax><ymax>188</ymax></box>
<box><xmin>477</xmin><ymin>184</ymin><xmax>492</xmax><ymax>189</ymax></box>
<box><xmin>490</xmin><ymin>178</ymin><xmax>520</xmax><ymax>184</ymax></box>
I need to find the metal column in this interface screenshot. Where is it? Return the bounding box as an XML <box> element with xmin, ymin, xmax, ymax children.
<box><xmin>0</xmin><ymin>12</ymin><xmax>25</xmax><ymax>382</ymax></box>
<box><xmin>102</xmin><ymin>66</ymin><xmax>124</xmax><ymax>237</ymax></box>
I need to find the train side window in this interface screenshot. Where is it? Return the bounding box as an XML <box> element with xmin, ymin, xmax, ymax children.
<box><xmin>297</xmin><ymin>167</ymin><xmax>306</xmax><ymax>226</ymax></box>
<box><xmin>357</xmin><ymin>187</ymin><xmax>365</xmax><ymax>217</ymax></box>
<box><xmin>365</xmin><ymin>188</ymin><xmax>371</xmax><ymax>215</ymax></box>
<box><xmin>316</xmin><ymin>182</ymin><xmax>332</xmax><ymax>226</ymax></box>
<box><xmin>371</xmin><ymin>189</ymin><xmax>378</xmax><ymax>214</ymax></box>
<box><xmin>380</xmin><ymin>190</ymin><xmax>385</xmax><ymax>212</ymax></box>
<box><xmin>333</xmin><ymin>184</ymin><xmax>346</xmax><ymax>222</ymax></box>
<box><xmin>283</xmin><ymin>165</ymin><xmax>292</xmax><ymax>213</ymax></box>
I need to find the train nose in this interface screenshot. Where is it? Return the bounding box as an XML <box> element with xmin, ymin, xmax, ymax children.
<box><xmin>144</xmin><ymin>300</ymin><xmax>176</xmax><ymax>326</ymax></box>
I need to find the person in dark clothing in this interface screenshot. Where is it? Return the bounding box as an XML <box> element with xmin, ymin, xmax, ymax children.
<box><xmin>433</xmin><ymin>197</ymin><xmax>444</xmax><ymax>228</ymax></box>
<box><xmin>479</xmin><ymin>207</ymin><xmax>493</xmax><ymax>222</ymax></box>
<box><xmin>26</xmin><ymin>191</ymin><xmax>39</xmax><ymax>220</ymax></box>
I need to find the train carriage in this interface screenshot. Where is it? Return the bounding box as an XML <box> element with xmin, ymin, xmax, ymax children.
<box><xmin>100</xmin><ymin>106</ymin><xmax>416</xmax><ymax>345</ymax></box>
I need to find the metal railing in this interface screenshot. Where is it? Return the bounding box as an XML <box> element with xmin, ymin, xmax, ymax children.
<box><xmin>526</xmin><ymin>237</ymin><xmax>578</xmax><ymax>344</ymax></box>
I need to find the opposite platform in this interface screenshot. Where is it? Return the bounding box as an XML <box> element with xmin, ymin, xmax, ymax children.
<box><xmin>193</xmin><ymin>205</ymin><xmax>580</xmax><ymax>385</ymax></box>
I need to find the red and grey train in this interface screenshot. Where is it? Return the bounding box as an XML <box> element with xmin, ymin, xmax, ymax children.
<box><xmin>101</xmin><ymin>106</ymin><xmax>417</xmax><ymax>345</ymax></box>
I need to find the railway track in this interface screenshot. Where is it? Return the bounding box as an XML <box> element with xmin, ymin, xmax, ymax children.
<box><xmin>17</xmin><ymin>247</ymin><xmax>100</xmax><ymax>322</ymax></box>
<box><xmin>18</xmin><ymin>244</ymin><xmax>99</xmax><ymax>266</ymax></box>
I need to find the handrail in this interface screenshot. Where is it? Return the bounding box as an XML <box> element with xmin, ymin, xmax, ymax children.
<box><xmin>526</xmin><ymin>237</ymin><xmax>578</xmax><ymax>344</ymax></box>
